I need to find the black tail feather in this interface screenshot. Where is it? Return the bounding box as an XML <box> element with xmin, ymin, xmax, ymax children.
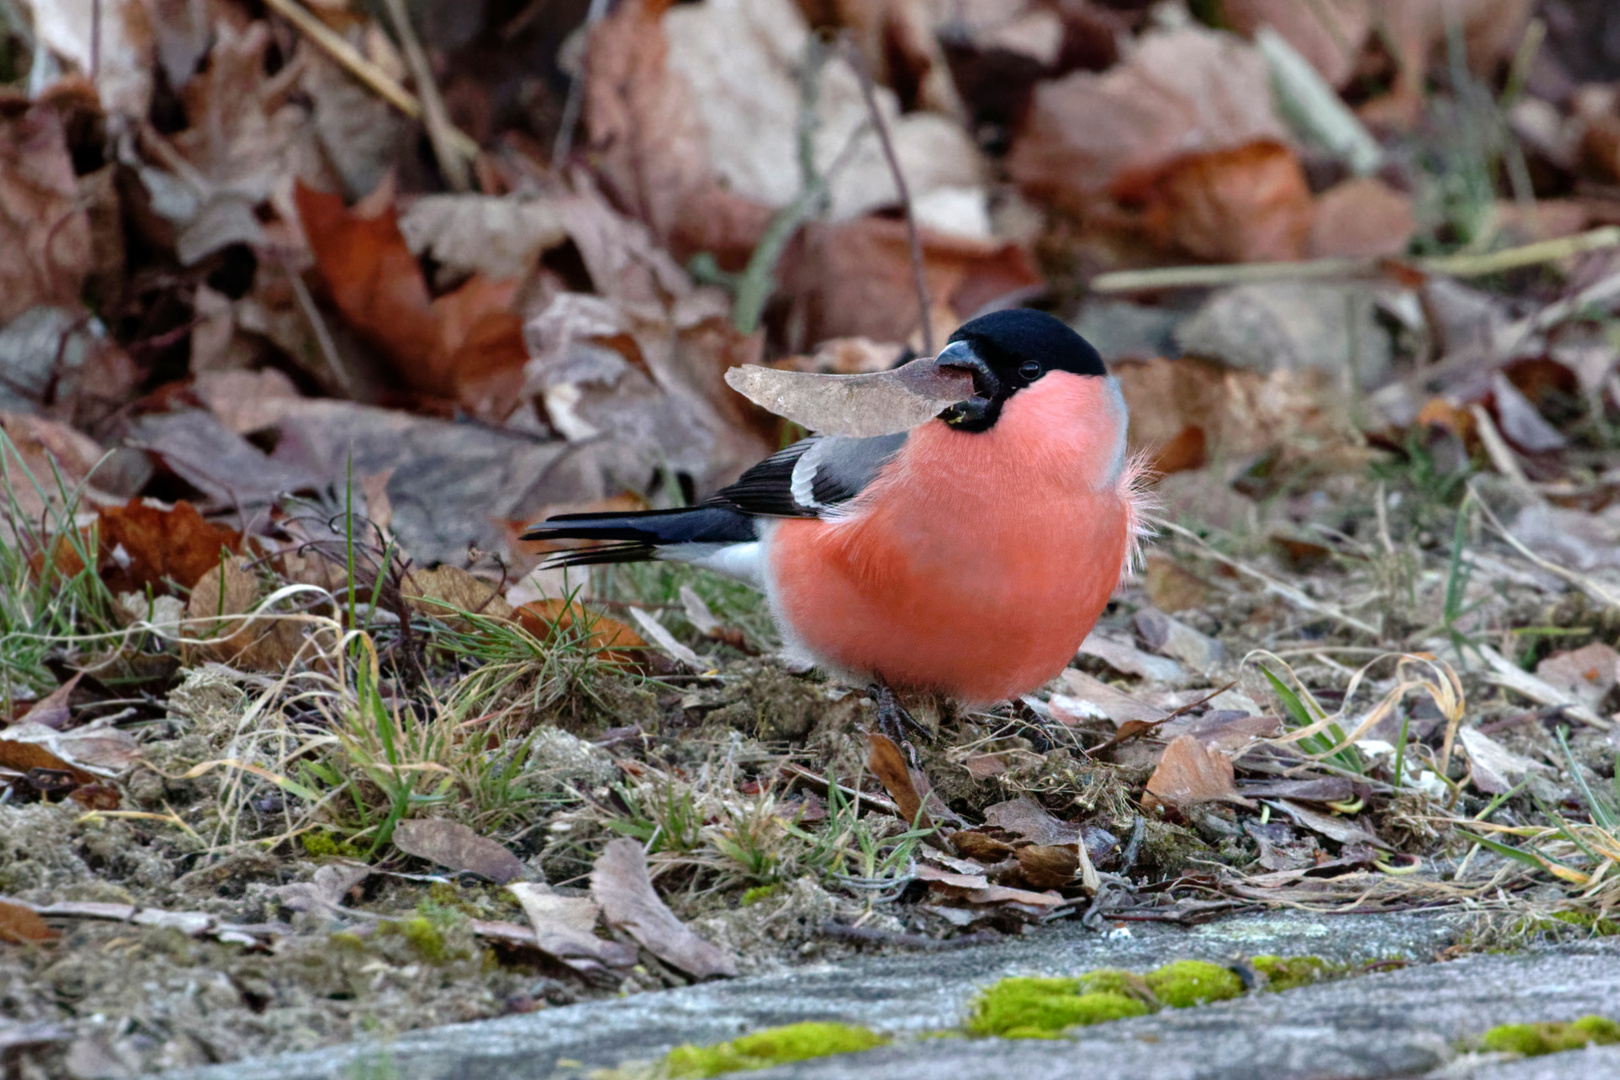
<box><xmin>522</xmin><ymin>505</ymin><xmax>756</xmax><ymax>569</ymax></box>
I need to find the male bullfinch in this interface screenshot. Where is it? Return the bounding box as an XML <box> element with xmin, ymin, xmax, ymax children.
<box><xmin>523</xmin><ymin>309</ymin><xmax>1149</xmax><ymax>730</ymax></box>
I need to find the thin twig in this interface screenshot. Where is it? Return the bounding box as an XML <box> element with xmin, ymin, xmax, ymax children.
<box><xmin>844</xmin><ymin>36</ymin><xmax>934</xmax><ymax>356</ymax></box>
<box><xmin>277</xmin><ymin>251</ymin><xmax>356</xmax><ymax>398</ymax></box>
<box><xmin>380</xmin><ymin>0</ymin><xmax>471</xmax><ymax>191</ymax></box>
<box><xmin>1091</xmin><ymin>226</ymin><xmax>1620</xmax><ymax>294</ymax></box>
<box><xmin>260</xmin><ymin>0</ymin><xmax>479</xmax><ymax>161</ymax></box>
<box><xmin>552</xmin><ymin>0</ymin><xmax>611</xmax><ymax>168</ymax></box>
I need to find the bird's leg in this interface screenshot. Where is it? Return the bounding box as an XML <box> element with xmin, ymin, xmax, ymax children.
<box><xmin>1009</xmin><ymin>697</ymin><xmax>1057</xmax><ymax>753</ymax></box>
<box><xmin>867</xmin><ymin>681</ymin><xmax>932</xmax><ymax>747</ymax></box>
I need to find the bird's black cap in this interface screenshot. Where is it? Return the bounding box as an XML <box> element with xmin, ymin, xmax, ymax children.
<box><xmin>949</xmin><ymin>308</ymin><xmax>1106</xmax><ymax>379</ymax></box>
<box><xmin>935</xmin><ymin>309</ymin><xmax>1106</xmax><ymax>431</ymax></box>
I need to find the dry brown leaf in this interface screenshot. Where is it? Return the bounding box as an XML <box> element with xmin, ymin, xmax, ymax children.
<box><xmin>1308</xmin><ymin>177</ymin><xmax>1415</xmax><ymax>259</ymax></box>
<box><xmin>184</xmin><ymin>559</ymin><xmax>306</xmax><ymax>672</ymax></box>
<box><xmin>1536</xmin><ymin>642</ymin><xmax>1620</xmax><ymax>711</ymax></box>
<box><xmin>948</xmin><ymin>829</ymin><xmax>1017</xmax><ymax>862</ymax></box>
<box><xmin>1264</xmin><ymin>798</ymin><xmax>1386</xmax><ymax>849</ymax></box>
<box><xmin>1008</xmin><ymin>25</ymin><xmax>1287</xmax><ymax>207</ymax></box>
<box><xmin>1138</xmin><ymin>141</ymin><xmax>1314</xmax><ymax>264</ymax></box>
<box><xmin>867</xmin><ymin>732</ymin><xmax>929</xmax><ymax>829</ymax></box>
<box><xmin>515</xmin><ymin>600</ymin><xmax>649</xmax><ymax>669</ymax></box>
<box><xmin>724</xmin><ymin>358</ymin><xmax>974</xmax><ymax>438</ymax></box>
<box><xmin>589</xmin><ymin>838</ymin><xmax>736</xmax><ymax>979</ymax></box>
<box><xmin>1158</xmin><ymin>712</ymin><xmax>1283</xmax><ymax>753</ymax></box>
<box><xmin>0</xmin><ymin>735</ymin><xmax>98</xmax><ymax>786</ymax></box>
<box><xmin>127</xmin><ymin>410</ymin><xmax>325</xmax><ymax>507</ymax></box>
<box><xmin>1</xmin><ymin>721</ymin><xmax>138</xmax><ymax>778</ymax></box>
<box><xmin>23</xmin><ymin>0</ymin><xmax>154</xmax><ymax>116</ymax></box>
<box><xmin>507</xmin><ymin>883</ymin><xmax>637</xmax><ymax>970</ymax></box>
<box><xmin>392</xmin><ymin>819</ymin><xmax>525</xmax><ymax>884</ymax></box>
<box><xmin>1016</xmin><ymin>845</ymin><xmax>1080</xmax><ymax>890</ymax></box>
<box><xmin>1457</xmin><ymin>727</ymin><xmax>1555</xmax><ymax>797</ymax></box>
<box><xmin>401</xmin><ymin>566</ymin><xmax>516</xmax><ymax>630</ymax></box>
<box><xmin>961</xmin><ymin>884</ymin><xmax>1065</xmax><ymax>908</ymax></box>
<box><xmin>17</xmin><ymin>672</ymin><xmax>82</xmax><ymax>731</ymax></box>
<box><xmin>398</xmin><ymin>194</ymin><xmax>569</xmax><ymax>282</ymax></box>
<box><xmin>272</xmin><ymin>863</ymin><xmax>372</xmax><ymax>917</ymax></box>
<box><xmin>1144</xmin><ymin>733</ymin><xmax>1242</xmax><ymax>809</ymax></box>
<box><xmin>294</xmin><ymin>182</ymin><xmax>527</xmax><ymax>414</ymax></box>
<box><xmin>1142</xmin><ymin>553</ymin><xmax>1218</xmax><ymax>614</ymax></box>
<box><xmin>982</xmin><ymin>797</ymin><xmax>1074</xmax><ymax>847</ymax></box>
<box><xmin>1051</xmin><ymin>669</ymin><xmax>1168</xmax><ymax>727</ymax></box>
<box><xmin>68</xmin><ymin>783</ymin><xmax>120</xmax><ymax>811</ymax></box>
<box><xmin>662</xmin><ymin>0</ymin><xmax>985</xmax><ymax>233</ymax></box>
<box><xmin>0</xmin><ymin>105</ymin><xmax>94</xmax><ymax>323</ymax></box>
<box><xmin>781</xmin><ymin>217</ymin><xmax>1043</xmax><ymax>346</ymax></box>
<box><xmin>0</xmin><ymin>898</ymin><xmax>59</xmax><ymax>945</ymax></box>
<box><xmin>1358</xmin><ymin>0</ymin><xmax>1533</xmax><ymax>129</ymax></box>
<box><xmin>88</xmin><ymin>499</ymin><xmax>242</xmax><ymax>596</ymax></box>
<box><xmin>582</xmin><ymin>0</ymin><xmax>750</xmax><ymax>258</ymax></box>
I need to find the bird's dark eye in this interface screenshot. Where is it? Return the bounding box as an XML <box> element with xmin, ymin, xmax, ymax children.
<box><xmin>1018</xmin><ymin>360</ymin><xmax>1043</xmax><ymax>381</ymax></box>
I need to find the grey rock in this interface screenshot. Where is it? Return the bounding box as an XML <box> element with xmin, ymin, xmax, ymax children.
<box><xmin>162</xmin><ymin>912</ymin><xmax>1459</xmax><ymax>1080</ymax></box>
<box><xmin>1435</xmin><ymin>1045</ymin><xmax>1620</xmax><ymax>1080</ymax></box>
<box><xmin>1176</xmin><ymin>282</ymin><xmax>1393</xmax><ymax>385</ymax></box>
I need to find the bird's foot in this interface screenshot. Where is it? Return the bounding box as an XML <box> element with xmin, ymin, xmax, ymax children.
<box><xmin>1008</xmin><ymin>697</ymin><xmax>1058</xmax><ymax>753</ymax></box>
<box><xmin>867</xmin><ymin>682</ymin><xmax>932</xmax><ymax>748</ymax></box>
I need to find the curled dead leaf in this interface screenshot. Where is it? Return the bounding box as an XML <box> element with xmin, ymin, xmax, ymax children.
<box><xmin>392</xmin><ymin>819</ymin><xmax>525</xmax><ymax>884</ymax></box>
<box><xmin>507</xmin><ymin>882</ymin><xmax>637</xmax><ymax>971</ymax></box>
<box><xmin>589</xmin><ymin>838</ymin><xmax>736</xmax><ymax>979</ymax></box>
<box><xmin>866</xmin><ymin>732</ymin><xmax>930</xmax><ymax>829</ymax></box>
<box><xmin>1016</xmin><ymin>845</ymin><xmax>1080</xmax><ymax>890</ymax></box>
<box><xmin>183</xmin><ymin>559</ymin><xmax>308</xmax><ymax>672</ymax></box>
<box><xmin>401</xmin><ymin>566</ymin><xmax>516</xmax><ymax>630</ymax></box>
<box><xmin>515</xmin><ymin>600</ymin><xmax>651</xmax><ymax>669</ymax></box>
<box><xmin>1143</xmin><ymin>733</ymin><xmax>1245</xmax><ymax>810</ymax></box>
<box><xmin>0</xmin><ymin>899</ymin><xmax>59</xmax><ymax>945</ymax></box>
<box><xmin>725</xmin><ymin>358</ymin><xmax>974</xmax><ymax>438</ymax></box>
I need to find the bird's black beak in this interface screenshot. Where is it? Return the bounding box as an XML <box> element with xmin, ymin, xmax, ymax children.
<box><xmin>932</xmin><ymin>341</ymin><xmax>998</xmax><ymax>427</ymax></box>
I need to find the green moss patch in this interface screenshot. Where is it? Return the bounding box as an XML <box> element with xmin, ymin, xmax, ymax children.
<box><xmin>664</xmin><ymin>1022</ymin><xmax>887</xmax><ymax>1077</ymax></box>
<box><xmin>1251</xmin><ymin>954</ymin><xmax>1332</xmax><ymax>992</ymax></box>
<box><xmin>1482</xmin><ymin>1016</ymin><xmax>1620</xmax><ymax>1057</ymax></box>
<box><xmin>966</xmin><ymin>976</ymin><xmax>1152</xmax><ymax>1039</ymax></box>
<box><xmin>1142</xmin><ymin>960</ymin><xmax>1244</xmax><ymax>1008</ymax></box>
<box><xmin>967</xmin><ymin>961</ymin><xmax>1245</xmax><ymax>1038</ymax></box>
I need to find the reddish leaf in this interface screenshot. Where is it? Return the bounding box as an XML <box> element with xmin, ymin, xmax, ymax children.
<box><xmin>68</xmin><ymin>783</ymin><xmax>121</xmax><ymax>811</ymax></box>
<box><xmin>1144</xmin><ymin>734</ymin><xmax>1244</xmax><ymax>809</ymax></box>
<box><xmin>0</xmin><ymin>103</ymin><xmax>94</xmax><ymax>324</ymax></box>
<box><xmin>293</xmin><ymin>183</ymin><xmax>527</xmax><ymax>412</ymax></box>
<box><xmin>95</xmin><ymin>500</ymin><xmax>241</xmax><ymax>595</ymax></box>
<box><xmin>866</xmin><ymin>733</ymin><xmax>929</xmax><ymax>829</ymax></box>
<box><xmin>1136</xmin><ymin>141</ymin><xmax>1314</xmax><ymax>264</ymax></box>
<box><xmin>514</xmin><ymin>600</ymin><xmax>651</xmax><ymax>670</ymax></box>
<box><xmin>0</xmin><ymin>899</ymin><xmax>58</xmax><ymax>945</ymax></box>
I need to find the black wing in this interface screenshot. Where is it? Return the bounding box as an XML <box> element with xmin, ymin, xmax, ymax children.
<box><xmin>711</xmin><ymin>433</ymin><xmax>907</xmax><ymax>519</ymax></box>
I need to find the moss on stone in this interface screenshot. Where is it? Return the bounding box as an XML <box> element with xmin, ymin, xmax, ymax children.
<box><xmin>300</xmin><ymin>830</ymin><xmax>360</xmax><ymax>858</ymax></box>
<box><xmin>966</xmin><ymin>977</ymin><xmax>1152</xmax><ymax>1038</ymax></box>
<box><xmin>1482</xmin><ymin>1016</ymin><xmax>1620</xmax><ymax>1056</ymax></box>
<box><xmin>663</xmin><ymin>1022</ymin><xmax>887</xmax><ymax>1077</ymax></box>
<box><xmin>1250</xmin><ymin>954</ymin><xmax>1331</xmax><ymax>992</ymax></box>
<box><xmin>1143</xmin><ymin>960</ymin><xmax>1244</xmax><ymax>1008</ymax></box>
<box><xmin>740</xmin><ymin>884</ymin><xmax>784</xmax><ymax>906</ymax></box>
<box><xmin>378</xmin><ymin>916</ymin><xmax>450</xmax><ymax>964</ymax></box>
<box><xmin>1548</xmin><ymin>911</ymin><xmax>1620</xmax><ymax>936</ymax></box>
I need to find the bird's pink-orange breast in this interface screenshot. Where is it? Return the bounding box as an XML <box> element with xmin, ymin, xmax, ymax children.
<box><xmin>767</xmin><ymin>373</ymin><xmax>1134</xmax><ymax>705</ymax></box>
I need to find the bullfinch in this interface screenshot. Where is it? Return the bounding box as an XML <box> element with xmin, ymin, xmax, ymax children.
<box><xmin>523</xmin><ymin>309</ymin><xmax>1149</xmax><ymax>732</ymax></box>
